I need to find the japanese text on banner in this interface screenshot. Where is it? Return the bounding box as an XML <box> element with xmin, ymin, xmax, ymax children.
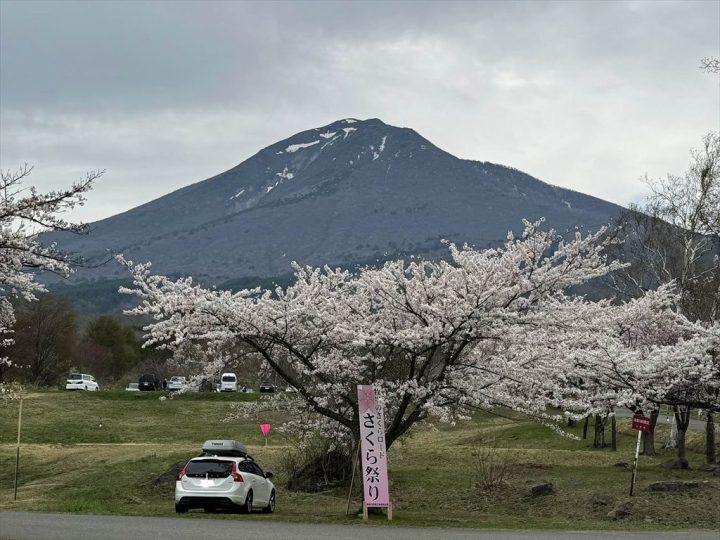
<box><xmin>357</xmin><ymin>385</ymin><xmax>390</xmax><ymax>508</ymax></box>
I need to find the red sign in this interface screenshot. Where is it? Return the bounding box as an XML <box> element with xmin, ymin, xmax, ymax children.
<box><xmin>631</xmin><ymin>415</ymin><xmax>652</xmax><ymax>432</ymax></box>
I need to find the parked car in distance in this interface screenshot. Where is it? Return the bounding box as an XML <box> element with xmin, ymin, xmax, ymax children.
<box><xmin>175</xmin><ymin>440</ymin><xmax>275</xmax><ymax>514</ymax></box>
<box><xmin>167</xmin><ymin>376</ymin><xmax>188</xmax><ymax>391</ymax></box>
<box><xmin>125</xmin><ymin>382</ymin><xmax>140</xmax><ymax>392</ymax></box>
<box><xmin>138</xmin><ymin>373</ymin><xmax>163</xmax><ymax>391</ymax></box>
<box><xmin>220</xmin><ymin>373</ymin><xmax>238</xmax><ymax>392</ymax></box>
<box><xmin>66</xmin><ymin>373</ymin><xmax>99</xmax><ymax>391</ymax></box>
<box><xmin>259</xmin><ymin>383</ymin><xmax>276</xmax><ymax>393</ymax></box>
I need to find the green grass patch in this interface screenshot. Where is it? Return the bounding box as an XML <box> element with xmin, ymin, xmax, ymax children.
<box><xmin>0</xmin><ymin>392</ymin><xmax>718</xmax><ymax>531</ymax></box>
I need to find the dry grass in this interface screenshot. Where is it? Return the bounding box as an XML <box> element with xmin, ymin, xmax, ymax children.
<box><xmin>0</xmin><ymin>393</ymin><xmax>718</xmax><ymax>530</ymax></box>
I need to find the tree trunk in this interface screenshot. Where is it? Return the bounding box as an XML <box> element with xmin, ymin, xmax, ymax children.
<box><xmin>582</xmin><ymin>416</ymin><xmax>589</xmax><ymax>440</ymax></box>
<box><xmin>611</xmin><ymin>414</ymin><xmax>617</xmax><ymax>451</ymax></box>
<box><xmin>666</xmin><ymin>411</ymin><xmax>678</xmax><ymax>448</ymax></box>
<box><xmin>641</xmin><ymin>410</ymin><xmax>659</xmax><ymax>456</ymax></box>
<box><xmin>706</xmin><ymin>410</ymin><xmax>716</xmax><ymax>465</ymax></box>
<box><xmin>567</xmin><ymin>417</ymin><xmax>577</xmax><ymax>428</ymax></box>
<box><xmin>674</xmin><ymin>405</ymin><xmax>691</xmax><ymax>466</ymax></box>
<box><xmin>593</xmin><ymin>414</ymin><xmax>606</xmax><ymax>448</ymax></box>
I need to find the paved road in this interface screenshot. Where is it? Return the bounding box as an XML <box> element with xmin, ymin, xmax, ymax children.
<box><xmin>614</xmin><ymin>409</ymin><xmax>715</xmax><ymax>432</ymax></box>
<box><xmin>0</xmin><ymin>512</ymin><xmax>716</xmax><ymax>540</ymax></box>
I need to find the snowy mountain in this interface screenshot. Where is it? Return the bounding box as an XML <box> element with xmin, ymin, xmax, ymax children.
<box><xmin>45</xmin><ymin>118</ymin><xmax>622</xmax><ymax>309</ymax></box>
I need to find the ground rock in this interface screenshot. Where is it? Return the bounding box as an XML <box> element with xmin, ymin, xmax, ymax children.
<box><xmin>613</xmin><ymin>462</ymin><xmax>630</xmax><ymax>470</ymax></box>
<box><xmin>606</xmin><ymin>501</ymin><xmax>632</xmax><ymax>520</ymax></box>
<box><xmin>590</xmin><ymin>493</ymin><xmax>612</xmax><ymax>506</ymax></box>
<box><xmin>152</xmin><ymin>460</ymin><xmax>187</xmax><ymax>489</ymax></box>
<box><xmin>530</xmin><ymin>481</ymin><xmax>553</xmax><ymax>496</ymax></box>
<box><xmin>662</xmin><ymin>457</ymin><xmax>689</xmax><ymax>470</ymax></box>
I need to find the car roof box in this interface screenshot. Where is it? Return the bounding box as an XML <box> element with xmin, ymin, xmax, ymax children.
<box><xmin>201</xmin><ymin>439</ymin><xmax>247</xmax><ymax>457</ymax></box>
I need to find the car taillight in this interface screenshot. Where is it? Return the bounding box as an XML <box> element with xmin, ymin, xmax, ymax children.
<box><xmin>177</xmin><ymin>463</ymin><xmax>188</xmax><ymax>481</ymax></box>
<box><xmin>231</xmin><ymin>463</ymin><xmax>244</xmax><ymax>482</ymax></box>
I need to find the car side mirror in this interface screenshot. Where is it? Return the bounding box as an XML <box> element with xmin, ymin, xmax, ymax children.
<box><xmin>265</xmin><ymin>471</ymin><xmax>274</xmax><ymax>479</ymax></box>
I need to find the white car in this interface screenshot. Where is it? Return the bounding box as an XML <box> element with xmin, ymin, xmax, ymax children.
<box><xmin>66</xmin><ymin>373</ymin><xmax>99</xmax><ymax>391</ymax></box>
<box><xmin>125</xmin><ymin>383</ymin><xmax>140</xmax><ymax>392</ymax></box>
<box><xmin>167</xmin><ymin>376</ymin><xmax>188</xmax><ymax>391</ymax></box>
<box><xmin>220</xmin><ymin>373</ymin><xmax>238</xmax><ymax>392</ymax></box>
<box><xmin>175</xmin><ymin>440</ymin><xmax>275</xmax><ymax>514</ymax></box>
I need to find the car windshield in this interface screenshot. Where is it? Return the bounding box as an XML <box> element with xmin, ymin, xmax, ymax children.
<box><xmin>170</xmin><ymin>377</ymin><xmax>184</xmax><ymax>382</ymax></box>
<box><xmin>221</xmin><ymin>376</ymin><xmax>235</xmax><ymax>382</ymax></box>
<box><xmin>186</xmin><ymin>460</ymin><xmax>233</xmax><ymax>478</ymax></box>
<box><xmin>68</xmin><ymin>374</ymin><xmax>82</xmax><ymax>380</ymax></box>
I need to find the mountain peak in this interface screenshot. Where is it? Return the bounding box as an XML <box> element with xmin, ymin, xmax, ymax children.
<box><xmin>44</xmin><ymin>118</ymin><xmax>622</xmax><ymax>308</ymax></box>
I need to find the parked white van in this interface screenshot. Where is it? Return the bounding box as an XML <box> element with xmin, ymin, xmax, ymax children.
<box><xmin>220</xmin><ymin>373</ymin><xmax>238</xmax><ymax>392</ymax></box>
<box><xmin>65</xmin><ymin>373</ymin><xmax>99</xmax><ymax>391</ymax></box>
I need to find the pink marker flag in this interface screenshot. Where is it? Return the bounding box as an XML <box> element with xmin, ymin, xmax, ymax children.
<box><xmin>357</xmin><ymin>385</ymin><xmax>390</xmax><ymax>508</ymax></box>
<box><xmin>260</xmin><ymin>423</ymin><xmax>271</xmax><ymax>437</ymax></box>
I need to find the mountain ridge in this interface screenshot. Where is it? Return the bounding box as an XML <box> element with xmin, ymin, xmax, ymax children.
<box><xmin>44</xmin><ymin>117</ymin><xmax>623</xmax><ymax>301</ymax></box>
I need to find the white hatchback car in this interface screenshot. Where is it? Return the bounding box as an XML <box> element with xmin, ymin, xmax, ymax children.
<box><xmin>65</xmin><ymin>373</ymin><xmax>99</xmax><ymax>391</ymax></box>
<box><xmin>175</xmin><ymin>440</ymin><xmax>275</xmax><ymax>514</ymax></box>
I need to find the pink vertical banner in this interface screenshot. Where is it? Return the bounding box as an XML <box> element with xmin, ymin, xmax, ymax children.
<box><xmin>357</xmin><ymin>384</ymin><xmax>390</xmax><ymax>507</ymax></box>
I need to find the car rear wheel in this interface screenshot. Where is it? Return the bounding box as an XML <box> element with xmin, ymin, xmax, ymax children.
<box><xmin>175</xmin><ymin>503</ymin><xmax>188</xmax><ymax>514</ymax></box>
<box><xmin>263</xmin><ymin>491</ymin><xmax>275</xmax><ymax>513</ymax></box>
<box><xmin>240</xmin><ymin>491</ymin><xmax>253</xmax><ymax>514</ymax></box>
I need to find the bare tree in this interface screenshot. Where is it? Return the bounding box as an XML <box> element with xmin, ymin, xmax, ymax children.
<box><xmin>0</xmin><ymin>165</ymin><xmax>99</xmax><ymax>389</ymax></box>
<box><xmin>701</xmin><ymin>56</ymin><xmax>720</xmax><ymax>73</ymax></box>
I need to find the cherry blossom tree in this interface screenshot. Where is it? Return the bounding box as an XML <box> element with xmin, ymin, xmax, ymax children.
<box><xmin>0</xmin><ymin>164</ymin><xmax>99</xmax><ymax>391</ymax></box>
<box><xmin>123</xmin><ymin>220</ymin><xmax>634</xmax><ymax>448</ymax></box>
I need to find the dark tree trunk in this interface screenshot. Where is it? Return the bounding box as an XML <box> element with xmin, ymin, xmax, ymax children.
<box><xmin>674</xmin><ymin>406</ymin><xmax>691</xmax><ymax>465</ymax></box>
<box><xmin>641</xmin><ymin>410</ymin><xmax>659</xmax><ymax>456</ymax></box>
<box><xmin>611</xmin><ymin>414</ymin><xmax>617</xmax><ymax>451</ymax></box>
<box><xmin>593</xmin><ymin>414</ymin><xmax>606</xmax><ymax>448</ymax></box>
<box><xmin>582</xmin><ymin>416</ymin><xmax>589</xmax><ymax>440</ymax></box>
<box><xmin>706</xmin><ymin>411</ymin><xmax>716</xmax><ymax>465</ymax></box>
<box><xmin>567</xmin><ymin>417</ymin><xmax>577</xmax><ymax>428</ymax></box>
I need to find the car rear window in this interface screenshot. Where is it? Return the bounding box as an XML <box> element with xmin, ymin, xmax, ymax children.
<box><xmin>186</xmin><ymin>460</ymin><xmax>233</xmax><ymax>478</ymax></box>
<box><xmin>69</xmin><ymin>374</ymin><xmax>82</xmax><ymax>380</ymax></box>
<box><xmin>222</xmin><ymin>375</ymin><xmax>235</xmax><ymax>382</ymax></box>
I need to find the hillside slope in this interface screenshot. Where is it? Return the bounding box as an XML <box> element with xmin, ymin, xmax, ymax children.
<box><xmin>46</xmin><ymin>118</ymin><xmax>622</xmax><ymax>290</ymax></box>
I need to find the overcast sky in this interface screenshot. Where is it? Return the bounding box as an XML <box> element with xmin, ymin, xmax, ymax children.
<box><xmin>1</xmin><ymin>0</ymin><xmax>718</xmax><ymax>222</ymax></box>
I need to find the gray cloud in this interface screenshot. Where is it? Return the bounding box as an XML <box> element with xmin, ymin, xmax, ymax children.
<box><xmin>1</xmin><ymin>0</ymin><xmax>717</xmax><ymax>221</ymax></box>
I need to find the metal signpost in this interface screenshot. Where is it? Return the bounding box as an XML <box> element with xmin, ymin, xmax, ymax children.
<box><xmin>630</xmin><ymin>414</ymin><xmax>652</xmax><ymax>496</ymax></box>
<box><xmin>357</xmin><ymin>385</ymin><xmax>392</xmax><ymax>520</ymax></box>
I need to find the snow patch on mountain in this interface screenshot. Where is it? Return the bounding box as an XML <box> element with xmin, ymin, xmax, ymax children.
<box><xmin>321</xmin><ymin>135</ymin><xmax>340</xmax><ymax>150</ymax></box>
<box><xmin>373</xmin><ymin>136</ymin><xmax>388</xmax><ymax>160</ymax></box>
<box><xmin>319</xmin><ymin>131</ymin><xmax>336</xmax><ymax>139</ymax></box>
<box><xmin>276</xmin><ymin>167</ymin><xmax>294</xmax><ymax>180</ymax></box>
<box><xmin>286</xmin><ymin>140</ymin><xmax>320</xmax><ymax>153</ymax></box>
<box><xmin>229</xmin><ymin>189</ymin><xmax>245</xmax><ymax>200</ymax></box>
<box><xmin>343</xmin><ymin>127</ymin><xmax>357</xmax><ymax>139</ymax></box>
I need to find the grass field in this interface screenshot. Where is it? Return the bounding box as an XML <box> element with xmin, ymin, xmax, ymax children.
<box><xmin>0</xmin><ymin>391</ymin><xmax>718</xmax><ymax>531</ymax></box>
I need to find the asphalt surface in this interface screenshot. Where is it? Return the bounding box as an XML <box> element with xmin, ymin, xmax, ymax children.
<box><xmin>0</xmin><ymin>513</ymin><xmax>717</xmax><ymax>540</ymax></box>
<box><xmin>614</xmin><ymin>409</ymin><xmax>715</xmax><ymax>432</ymax></box>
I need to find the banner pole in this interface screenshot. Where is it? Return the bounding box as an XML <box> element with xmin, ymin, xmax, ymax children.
<box><xmin>14</xmin><ymin>398</ymin><xmax>23</xmax><ymax>501</ymax></box>
<box><xmin>629</xmin><ymin>429</ymin><xmax>641</xmax><ymax>496</ymax></box>
<box><xmin>345</xmin><ymin>443</ymin><xmax>361</xmax><ymax>516</ymax></box>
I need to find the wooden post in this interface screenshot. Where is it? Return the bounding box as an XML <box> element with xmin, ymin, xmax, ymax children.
<box><xmin>345</xmin><ymin>444</ymin><xmax>361</xmax><ymax>516</ymax></box>
<box><xmin>629</xmin><ymin>428</ymin><xmax>641</xmax><ymax>496</ymax></box>
<box><xmin>14</xmin><ymin>398</ymin><xmax>23</xmax><ymax>501</ymax></box>
<box><xmin>387</xmin><ymin>500</ymin><xmax>393</xmax><ymax>521</ymax></box>
<box><xmin>362</xmin><ymin>501</ymin><xmax>368</xmax><ymax>521</ymax></box>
